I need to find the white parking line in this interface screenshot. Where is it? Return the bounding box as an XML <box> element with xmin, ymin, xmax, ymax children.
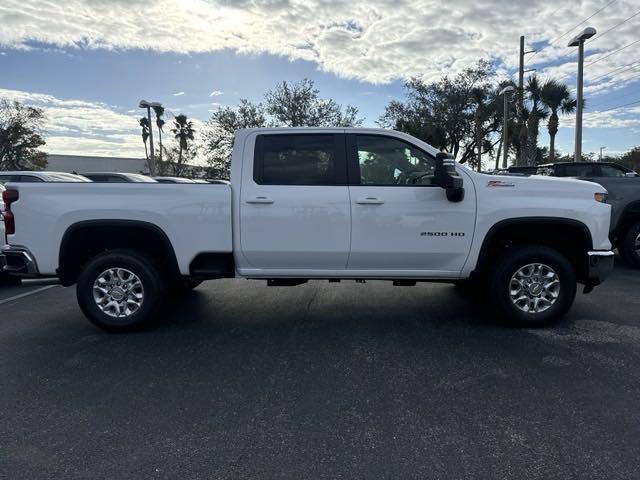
<box><xmin>0</xmin><ymin>285</ymin><xmax>58</xmax><ymax>305</ymax></box>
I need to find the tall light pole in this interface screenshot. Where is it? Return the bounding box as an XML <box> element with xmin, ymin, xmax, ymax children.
<box><xmin>600</xmin><ymin>146</ymin><xmax>606</xmax><ymax>162</ymax></box>
<box><xmin>568</xmin><ymin>27</ymin><xmax>596</xmax><ymax>162</ymax></box>
<box><xmin>139</xmin><ymin>100</ymin><xmax>162</xmax><ymax>175</ymax></box>
<box><xmin>499</xmin><ymin>86</ymin><xmax>515</xmax><ymax>169</ymax></box>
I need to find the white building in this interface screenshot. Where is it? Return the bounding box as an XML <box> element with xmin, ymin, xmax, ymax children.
<box><xmin>46</xmin><ymin>154</ymin><xmax>148</xmax><ymax>174</ymax></box>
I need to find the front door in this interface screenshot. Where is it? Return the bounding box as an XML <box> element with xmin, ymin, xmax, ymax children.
<box><xmin>240</xmin><ymin>132</ymin><xmax>351</xmax><ymax>271</ymax></box>
<box><xmin>346</xmin><ymin>133</ymin><xmax>476</xmax><ymax>276</ymax></box>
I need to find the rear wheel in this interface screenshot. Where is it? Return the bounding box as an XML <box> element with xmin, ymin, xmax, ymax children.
<box><xmin>76</xmin><ymin>249</ymin><xmax>165</xmax><ymax>332</ymax></box>
<box><xmin>488</xmin><ymin>245</ymin><xmax>576</xmax><ymax>327</ymax></box>
<box><xmin>620</xmin><ymin>220</ymin><xmax>640</xmax><ymax>269</ymax></box>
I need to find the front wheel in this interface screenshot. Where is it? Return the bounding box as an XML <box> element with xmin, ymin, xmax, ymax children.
<box><xmin>76</xmin><ymin>249</ymin><xmax>165</xmax><ymax>332</ymax></box>
<box><xmin>620</xmin><ymin>220</ymin><xmax>640</xmax><ymax>269</ymax></box>
<box><xmin>488</xmin><ymin>245</ymin><xmax>576</xmax><ymax>327</ymax></box>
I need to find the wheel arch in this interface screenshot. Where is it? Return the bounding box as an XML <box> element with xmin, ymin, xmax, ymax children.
<box><xmin>58</xmin><ymin>220</ymin><xmax>180</xmax><ymax>286</ymax></box>
<box><xmin>473</xmin><ymin>217</ymin><xmax>593</xmax><ymax>282</ymax></box>
<box><xmin>615</xmin><ymin>200</ymin><xmax>640</xmax><ymax>240</ymax></box>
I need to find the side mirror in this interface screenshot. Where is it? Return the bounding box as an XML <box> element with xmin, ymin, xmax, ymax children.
<box><xmin>434</xmin><ymin>152</ymin><xmax>464</xmax><ymax>202</ymax></box>
<box><xmin>625</xmin><ymin>172</ymin><xmax>638</xmax><ymax>178</ymax></box>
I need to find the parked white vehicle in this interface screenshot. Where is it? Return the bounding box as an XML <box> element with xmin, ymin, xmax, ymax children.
<box><xmin>1</xmin><ymin>128</ymin><xmax>614</xmax><ymax>331</ymax></box>
<box><xmin>0</xmin><ymin>171</ymin><xmax>91</xmax><ymax>184</ymax></box>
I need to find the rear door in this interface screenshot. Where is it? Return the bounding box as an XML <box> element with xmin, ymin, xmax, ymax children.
<box><xmin>239</xmin><ymin>132</ymin><xmax>351</xmax><ymax>271</ymax></box>
<box><xmin>346</xmin><ymin>133</ymin><xmax>476</xmax><ymax>275</ymax></box>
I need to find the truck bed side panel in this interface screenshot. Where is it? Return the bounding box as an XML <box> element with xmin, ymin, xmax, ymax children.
<box><xmin>6</xmin><ymin>183</ymin><xmax>232</xmax><ymax>276</ymax></box>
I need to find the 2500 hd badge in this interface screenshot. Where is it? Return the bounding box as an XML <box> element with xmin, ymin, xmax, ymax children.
<box><xmin>421</xmin><ymin>232</ymin><xmax>466</xmax><ymax>237</ymax></box>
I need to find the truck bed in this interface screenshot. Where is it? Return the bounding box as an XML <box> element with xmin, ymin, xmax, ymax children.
<box><xmin>6</xmin><ymin>183</ymin><xmax>232</xmax><ymax>276</ymax></box>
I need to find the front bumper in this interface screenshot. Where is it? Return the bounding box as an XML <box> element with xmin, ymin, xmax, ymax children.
<box><xmin>0</xmin><ymin>245</ymin><xmax>40</xmax><ymax>277</ymax></box>
<box><xmin>584</xmin><ymin>250</ymin><xmax>615</xmax><ymax>293</ymax></box>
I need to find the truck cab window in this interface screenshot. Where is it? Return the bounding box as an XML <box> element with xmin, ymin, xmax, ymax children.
<box><xmin>355</xmin><ymin>135</ymin><xmax>435</xmax><ymax>186</ymax></box>
<box><xmin>599</xmin><ymin>165</ymin><xmax>628</xmax><ymax>177</ymax></box>
<box><xmin>254</xmin><ymin>134</ymin><xmax>341</xmax><ymax>185</ymax></box>
<box><xmin>561</xmin><ymin>164</ymin><xmax>595</xmax><ymax>177</ymax></box>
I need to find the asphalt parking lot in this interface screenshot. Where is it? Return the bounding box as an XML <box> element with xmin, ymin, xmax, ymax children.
<box><xmin>1</xmin><ymin>260</ymin><xmax>639</xmax><ymax>479</ymax></box>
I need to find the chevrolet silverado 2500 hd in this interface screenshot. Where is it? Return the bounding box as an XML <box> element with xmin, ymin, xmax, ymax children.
<box><xmin>1</xmin><ymin>128</ymin><xmax>614</xmax><ymax>331</ymax></box>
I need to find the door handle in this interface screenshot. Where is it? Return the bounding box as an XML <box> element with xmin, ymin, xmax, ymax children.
<box><xmin>246</xmin><ymin>196</ymin><xmax>274</xmax><ymax>204</ymax></box>
<box><xmin>356</xmin><ymin>197</ymin><xmax>385</xmax><ymax>205</ymax></box>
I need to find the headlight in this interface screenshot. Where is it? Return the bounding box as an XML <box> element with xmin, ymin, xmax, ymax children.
<box><xmin>594</xmin><ymin>192</ymin><xmax>608</xmax><ymax>203</ymax></box>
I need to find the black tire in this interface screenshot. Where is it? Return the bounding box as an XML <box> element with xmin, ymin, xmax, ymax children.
<box><xmin>488</xmin><ymin>245</ymin><xmax>576</xmax><ymax>327</ymax></box>
<box><xmin>620</xmin><ymin>220</ymin><xmax>640</xmax><ymax>269</ymax></box>
<box><xmin>76</xmin><ymin>249</ymin><xmax>166</xmax><ymax>332</ymax></box>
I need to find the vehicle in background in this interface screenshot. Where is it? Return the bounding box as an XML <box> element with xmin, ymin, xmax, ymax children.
<box><xmin>0</xmin><ymin>171</ymin><xmax>91</xmax><ymax>184</ymax></box>
<box><xmin>537</xmin><ymin>161</ymin><xmax>640</xmax><ymax>268</ymax></box>
<box><xmin>153</xmin><ymin>176</ymin><xmax>200</xmax><ymax>183</ymax></box>
<box><xmin>506</xmin><ymin>166</ymin><xmax>540</xmax><ymax>175</ymax></box>
<box><xmin>83</xmin><ymin>172</ymin><xmax>157</xmax><ymax>183</ymax></box>
<box><xmin>536</xmin><ymin>161</ymin><xmax>639</xmax><ymax>178</ymax></box>
<box><xmin>0</xmin><ymin>184</ymin><xmax>20</xmax><ymax>286</ymax></box>
<box><xmin>2</xmin><ymin>128</ymin><xmax>614</xmax><ymax>331</ymax></box>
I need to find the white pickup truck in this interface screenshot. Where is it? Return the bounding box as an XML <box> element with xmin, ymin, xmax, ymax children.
<box><xmin>1</xmin><ymin>128</ymin><xmax>614</xmax><ymax>331</ymax></box>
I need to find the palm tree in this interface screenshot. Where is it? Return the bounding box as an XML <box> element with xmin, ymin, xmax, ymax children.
<box><xmin>171</xmin><ymin>114</ymin><xmax>195</xmax><ymax>175</ymax></box>
<box><xmin>139</xmin><ymin>117</ymin><xmax>150</xmax><ymax>159</ymax></box>
<box><xmin>524</xmin><ymin>75</ymin><xmax>549</xmax><ymax>166</ymax></box>
<box><xmin>152</xmin><ymin>105</ymin><xmax>165</xmax><ymax>163</ymax></box>
<box><xmin>541</xmin><ymin>79</ymin><xmax>576</xmax><ymax>162</ymax></box>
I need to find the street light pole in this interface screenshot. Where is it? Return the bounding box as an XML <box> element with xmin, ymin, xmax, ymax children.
<box><xmin>499</xmin><ymin>86</ymin><xmax>515</xmax><ymax>169</ymax></box>
<box><xmin>568</xmin><ymin>27</ymin><xmax>596</xmax><ymax>163</ymax></box>
<box><xmin>600</xmin><ymin>146</ymin><xmax>606</xmax><ymax>162</ymax></box>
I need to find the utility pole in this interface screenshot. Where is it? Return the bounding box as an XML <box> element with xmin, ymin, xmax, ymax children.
<box><xmin>599</xmin><ymin>146</ymin><xmax>606</xmax><ymax>162</ymax></box>
<box><xmin>517</xmin><ymin>36</ymin><xmax>536</xmax><ymax>166</ymax></box>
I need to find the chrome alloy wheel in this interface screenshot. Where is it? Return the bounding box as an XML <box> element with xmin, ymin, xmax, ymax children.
<box><xmin>635</xmin><ymin>232</ymin><xmax>640</xmax><ymax>255</ymax></box>
<box><xmin>509</xmin><ymin>263</ymin><xmax>560</xmax><ymax>314</ymax></box>
<box><xmin>93</xmin><ymin>268</ymin><xmax>144</xmax><ymax>318</ymax></box>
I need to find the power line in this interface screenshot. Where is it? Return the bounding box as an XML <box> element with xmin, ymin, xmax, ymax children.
<box><xmin>530</xmin><ymin>0</ymin><xmax>618</xmax><ymax>59</ymax></box>
<box><xmin>587</xmin><ymin>38</ymin><xmax>640</xmax><ymax>66</ymax></box>
<box><xmin>588</xmin><ymin>61</ymin><xmax>640</xmax><ymax>84</ymax></box>
<box><xmin>589</xmin><ymin>7</ymin><xmax>640</xmax><ymax>44</ymax></box>
<box><xmin>595</xmin><ymin>98</ymin><xmax>640</xmax><ymax>113</ymax></box>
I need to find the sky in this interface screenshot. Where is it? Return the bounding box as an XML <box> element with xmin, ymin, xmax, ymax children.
<box><xmin>0</xmin><ymin>0</ymin><xmax>639</xmax><ymax>163</ymax></box>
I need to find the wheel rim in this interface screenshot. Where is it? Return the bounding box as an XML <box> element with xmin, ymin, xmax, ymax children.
<box><xmin>509</xmin><ymin>263</ymin><xmax>560</xmax><ymax>314</ymax></box>
<box><xmin>635</xmin><ymin>232</ymin><xmax>640</xmax><ymax>255</ymax></box>
<box><xmin>93</xmin><ymin>268</ymin><xmax>144</xmax><ymax>319</ymax></box>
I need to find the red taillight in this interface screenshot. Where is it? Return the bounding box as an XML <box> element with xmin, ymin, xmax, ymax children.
<box><xmin>2</xmin><ymin>189</ymin><xmax>18</xmax><ymax>235</ymax></box>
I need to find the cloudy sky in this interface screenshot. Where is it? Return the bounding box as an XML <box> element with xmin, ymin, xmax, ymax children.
<box><xmin>0</xmin><ymin>0</ymin><xmax>639</xmax><ymax>161</ymax></box>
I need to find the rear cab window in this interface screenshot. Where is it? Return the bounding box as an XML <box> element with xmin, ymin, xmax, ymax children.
<box><xmin>253</xmin><ymin>134</ymin><xmax>346</xmax><ymax>185</ymax></box>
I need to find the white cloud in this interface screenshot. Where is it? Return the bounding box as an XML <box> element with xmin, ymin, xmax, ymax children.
<box><xmin>173</xmin><ymin>91</ymin><xmax>185</xmax><ymax>96</ymax></box>
<box><xmin>209</xmin><ymin>90</ymin><xmax>224</xmax><ymax>97</ymax></box>
<box><xmin>0</xmin><ymin>87</ymin><xmax>143</xmax><ymax>157</ymax></box>
<box><xmin>0</xmin><ymin>0</ymin><xmax>637</xmax><ymax>87</ymax></box>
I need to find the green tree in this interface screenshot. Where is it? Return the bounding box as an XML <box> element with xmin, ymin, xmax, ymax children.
<box><xmin>540</xmin><ymin>79</ymin><xmax>576</xmax><ymax>162</ymax></box>
<box><xmin>379</xmin><ymin>61</ymin><xmax>501</xmax><ymax>168</ymax></box>
<box><xmin>524</xmin><ymin>75</ymin><xmax>549</xmax><ymax>166</ymax></box>
<box><xmin>152</xmin><ymin>105</ymin><xmax>165</xmax><ymax>165</ymax></box>
<box><xmin>203</xmin><ymin>99</ymin><xmax>267</xmax><ymax>178</ymax></box>
<box><xmin>139</xmin><ymin>117</ymin><xmax>150</xmax><ymax>160</ymax></box>
<box><xmin>265</xmin><ymin>79</ymin><xmax>362</xmax><ymax>127</ymax></box>
<box><xmin>203</xmin><ymin>79</ymin><xmax>362</xmax><ymax>178</ymax></box>
<box><xmin>170</xmin><ymin>114</ymin><xmax>195</xmax><ymax>176</ymax></box>
<box><xmin>0</xmin><ymin>99</ymin><xmax>47</xmax><ymax>171</ymax></box>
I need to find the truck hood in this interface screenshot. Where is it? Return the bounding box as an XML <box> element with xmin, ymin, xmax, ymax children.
<box><xmin>479</xmin><ymin>173</ymin><xmax>608</xmax><ymax>196</ymax></box>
